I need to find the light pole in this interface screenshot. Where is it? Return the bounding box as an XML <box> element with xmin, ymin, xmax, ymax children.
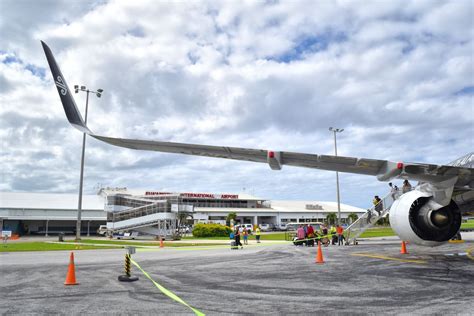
<box><xmin>329</xmin><ymin>127</ymin><xmax>344</xmax><ymax>226</ymax></box>
<box><xmin>74</xmin><ymin>85</ymin><xmax>103</xmax><ymax>240</ymax></box>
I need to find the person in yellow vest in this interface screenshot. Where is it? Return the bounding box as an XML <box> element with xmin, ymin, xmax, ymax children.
<box><xmin>330</xmin><ymin>225</ymin><xmax>337</xmax><ymax>245</ymax></box>
<box><xmin>255</xmin><ymin>227</ymin><xmax>261</xmax><ymax>243</ymax></box>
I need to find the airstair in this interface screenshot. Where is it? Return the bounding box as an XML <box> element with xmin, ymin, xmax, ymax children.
<box><xmin>345</xmin><ymin>190</ymin><xmax>401</xmax><ymax>245</ymax></box>
<box><xmin>104</xmin><ymin>194</ymin><xmax>192</xmax><ymax>238</ymax></box>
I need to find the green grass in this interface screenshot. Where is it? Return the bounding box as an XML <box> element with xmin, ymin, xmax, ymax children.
<box><xmin>0</xmin><ymin>242</ymin><xmax>119</xmax><ymax>252</ymax></box>
<box><xmin>461</xmin><ymin>219</ymin><xmax>474</xmax><ymax>230</ymax></box>
<box><xmin>259</xmin><ymin>232</ymin><xmax>288</xmax><ymax>240</ymax></box>
<box><xmin>74</xmin><ymin>239</ymin><xmax>224</xmax><ymax>247</ymax></box>
<box><xmin>358</xmin><ymin>227</ymin><xmax>396</xmax><ymax>238</ymax></box>
<box><xmin>182</xmin><ymin>236</ymin><xmax>229</xmax><ymax>240</ymax></box>
<box><xmin>0</xmin><ymin>239</ymin><xmax>228</xmax><ymax>252</ymax></box>
<box><xmin>355</xmin><ymin>220</ymin><xmax>474</xmax><ymax>238</ymax></box>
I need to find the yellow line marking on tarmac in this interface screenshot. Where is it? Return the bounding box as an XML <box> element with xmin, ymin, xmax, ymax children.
<box><xmin>466</xmin><ymin>247</ymin><xmax>474</xmax><ymax>261</ymax></box>
<box><xmin>351</xmin><ymin>253</ymin><xmax>427</xmax><ymax>264</ymax></box>
<box><xmin>448</xmin><ymin>240</ymin><xmax>465</xmax><ymax>243</ymax></box>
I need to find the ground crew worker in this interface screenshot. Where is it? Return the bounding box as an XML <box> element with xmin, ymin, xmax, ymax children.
<box><xmin>336</xmin><ymin>225</ymin><xmax>344</xmax><ymax>246</ymax></box>
<box><xmin>330</xmin><ymin>225</ymin><xmax>337</xmax><ymax>245</ymax></box>
<box><xmin>255</xmin><ymin>227</ymin><xmax>261</xmax><ymax>243</ymax></box>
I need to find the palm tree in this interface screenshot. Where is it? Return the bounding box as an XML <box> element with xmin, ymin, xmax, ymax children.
<box><xmin>326</xmin><ymin>212</ymin><xmax>337</xmax><ymax>225</ymax></box>
<box><xmin>177</xmin><ymin>212</ymin><xmax>193</xmax><ymax>236</ymax></box>
<box><xmin>348</xmin><ymin>213</ymin><xmax>359</xmax><ymax>224</ymax></box>
<box><xmin>226</xmin><ymin>212</ymin><xmax>237</xmax><ymax>226</ymax></box>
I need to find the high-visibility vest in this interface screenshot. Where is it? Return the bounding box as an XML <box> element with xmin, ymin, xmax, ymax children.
<box><xmin>255</xmin><ymin>228</ymin><xmax>261</xmax><ymax>236</ymax></box>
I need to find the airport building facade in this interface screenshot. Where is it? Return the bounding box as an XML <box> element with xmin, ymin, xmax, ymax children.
<box><xmin>0</xmin><ymin>188</ymin><xmax>365</xmax><ymax>236</ymax></box>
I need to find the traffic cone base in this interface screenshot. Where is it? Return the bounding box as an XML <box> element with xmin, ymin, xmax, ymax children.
<box><xmin>64</xmin><ymin>252</ymin><xmax>79</xmax><ymax>285</ymax></box>
<box><xmin>315</xmin><ymin>241</ymin><xmax>325</xmax><ymax>264</ymax></box>
<box><xmin>400</xmin><ymin>241</ymin><xmax>408</xmax><ymax>254</ymax></box>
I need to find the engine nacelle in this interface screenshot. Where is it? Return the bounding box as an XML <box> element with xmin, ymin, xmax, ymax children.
<box><xmin>389</xmin><ymin>190</ymin><xmax>461</xmax><ymax>247</ymax></box>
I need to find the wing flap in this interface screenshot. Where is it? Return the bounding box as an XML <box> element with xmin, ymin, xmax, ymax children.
<box><xmin>282</xmin><ymin>152</ymin><xmax>384</xmax><ymax>175</ymax></box>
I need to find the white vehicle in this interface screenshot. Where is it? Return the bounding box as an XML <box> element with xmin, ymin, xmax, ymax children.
<box><xmin>97</xmin><ymin>225</ymin><xmax>108</xmax><ymax>236</ymax></box>
<box><xmin>236</xmin><ymin>224</ymin><xmax>253</xmax><ymax>233</ymax></box>
<box><xmin>277</xmin><ymin>223</ymin><xmax>288</xmax><ymax>231</ymax></box>
<box><xmin>259</xmin><ymin>224</ymin><xmax>273</xmax><ymax>231</ymax></box>
<box><xmin>43</xmin><ymin>41</ymin><xmax>474</xmax><ymax>248</ymax></box>
<box><xmin>114</xmin><ymin>231</ymin><xmax>139</xmax><ymax>240</ymax></box>
<box><xmin>177</xmin><ymin>225</ymin><xmax>191</xmax><ymax>234</ymax></box>
<box><xmin>285</xmin><ymin>223</ymin><xmax>299</xmax><ymax>231</ymax></box>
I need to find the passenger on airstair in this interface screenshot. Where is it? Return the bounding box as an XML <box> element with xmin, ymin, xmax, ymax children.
<box><xmin>389</xmin><ymin>183</ymin><xmax>399</xmax><ymax>200</ymax></box>
<box><xmin>402</xmin><ymin>180</ymin><xmax>412</xmax><ymax>194</ymax></box>
<box><xmin>373</xmin><ymin>196</ymin><xmax>383</xmax><ymax>215</ymax></box>
<box><xmin>366</xmin><ymin>209</ymin><xmax>372</xmax><ymax>224</ymax></box>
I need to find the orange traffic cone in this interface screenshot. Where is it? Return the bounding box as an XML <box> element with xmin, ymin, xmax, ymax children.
<box><xmin>64</xmin><ymin>252</ymin><xmax>78</xmax><ymax>285</ymax></box>
<box><xmin>400</xmin><ymin>241</ymin><xmax>408</xmax><ymax>254</ymax></box>
<box><xmin>315</xmin><ymin>241</ymin><xmax>324</xmax><ymax>264</ymax></box>
<box><xmin>160</xmin><ymin>237</ymin><xmax>164</xmax><ymax>248</ymax></box>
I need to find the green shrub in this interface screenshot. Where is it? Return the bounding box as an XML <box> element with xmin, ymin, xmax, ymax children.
<box><xmin>192</xmin><ymin>223</ymin><xmax>232</xmax><ymax>237</ymax></box>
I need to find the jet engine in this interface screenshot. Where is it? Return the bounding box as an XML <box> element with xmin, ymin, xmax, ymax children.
<box><xmin>389</xmin><ymin>190</ymin><xmax>461</xmax><ymax>246</ymax></box>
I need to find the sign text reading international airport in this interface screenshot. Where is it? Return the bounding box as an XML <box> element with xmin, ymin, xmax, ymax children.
<box><xmin>145</xmin><ymin>192</ymin><xmax>239</xmax><ymax>199</ymax></box>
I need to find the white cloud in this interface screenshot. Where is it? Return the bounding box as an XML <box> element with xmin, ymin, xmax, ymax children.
<box><xmin>0</xmin><ymin>0</ymin><xmax>472</xmax><ymax>208</ymax></box>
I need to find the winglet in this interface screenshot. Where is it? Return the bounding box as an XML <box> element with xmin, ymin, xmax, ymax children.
<box><xmin>41</xmin><ymin>41</ymin><xmax>91</xmax><ymax>134</ymax></box>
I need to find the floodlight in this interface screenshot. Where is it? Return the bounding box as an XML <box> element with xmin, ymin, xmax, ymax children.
<box><xmin>81</xmin><ymin>86</ymin><xmax>86</xmax><ymax>90</ymax></box>
<box><xmin>97</xmin><ymin>88</ymin><xmax>103</xmax><ymax>93</ymax></box>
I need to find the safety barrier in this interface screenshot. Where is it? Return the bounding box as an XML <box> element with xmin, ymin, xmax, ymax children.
<box><xmin>130</xmin><ymin>259</ymin><xmax>205</xmax><ymax>316</ymax></box>
<box><xmin>119</xmin><ymin>246</ymin><xmax>204</xmax><ymax>315</ymax></box>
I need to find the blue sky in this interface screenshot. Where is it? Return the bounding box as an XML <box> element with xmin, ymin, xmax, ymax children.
<box><xmin>0</xmin><ymin>0</ymin><xmax>472</xmax><ymax>209</ymax></box>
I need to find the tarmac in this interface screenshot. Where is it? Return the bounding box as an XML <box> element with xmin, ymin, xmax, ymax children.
<box><xmin>1</xmin><ymin>234</ymin><xmax>473</xmax><ymax>315</ymax></box>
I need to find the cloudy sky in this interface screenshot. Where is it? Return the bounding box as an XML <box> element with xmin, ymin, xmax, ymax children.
<box><xmin>0</xmin><ymin>0</ymin><xmax>472</xmax><ymax>208</ymax></box>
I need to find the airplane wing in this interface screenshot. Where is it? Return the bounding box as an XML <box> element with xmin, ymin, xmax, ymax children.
<box><xmin>41</xmin><ymin>41</ymin><xmax>474</xmax><ymax>187</ymax></box>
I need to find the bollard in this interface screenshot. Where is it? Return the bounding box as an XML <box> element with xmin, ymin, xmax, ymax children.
<box><xmin>118</xmin><ymin>247</ymin><xmax>139</xmax><ymax>282</ymax></box>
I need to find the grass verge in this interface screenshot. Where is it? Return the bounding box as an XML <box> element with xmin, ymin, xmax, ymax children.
<box><xmin>358</xmin><ymin>227</ymin><xmax>396</xmax><ymax>238</ymax></box>
<box><xmin>74</xmin><ymin>239</ymin><xmax>224</xmax><ymax>247</ymax></box>
<box><xmin>0</xmin><ymin>242</ymin><xmax>119</xmax><ymax>252</ymax></box>
<box><xmin>461</xmin><ymin>220</ymin><xmax>474</xmax><ymax>230</ymax></box>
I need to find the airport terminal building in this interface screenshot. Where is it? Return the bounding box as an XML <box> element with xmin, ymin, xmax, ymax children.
<box><xmin>0</xmin><ymin>188</ymin><xmax>365</xmax><ymax>236</ymax></box>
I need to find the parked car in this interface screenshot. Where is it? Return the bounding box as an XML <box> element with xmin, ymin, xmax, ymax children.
<box><xmin>114</xmin><ymin>231</ymin><xmax>139</xmax><ymax>240</ymax></box>
<box><xmin>97</xmin><ymin>225</ymin><xmax>108</xmax><ymax>236</ymax></box>
<box><xmin>276</xmin><ymin>223</ymin><xmax>288</xmax><ymax>231</ymax></box>
<box><xmin>259</xmin><ymin>224</ymin><xmax>274</xmax><ymax>231</ymax></box>
<box><xmin>235</xmin><ymin>224</ymin><xmax>254</xmax><ymax>233</ymax></box>
<box><xmin>176</xmin><ymin>225</ymin><xmax>191</xmax><ymax>234</ymax></box>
